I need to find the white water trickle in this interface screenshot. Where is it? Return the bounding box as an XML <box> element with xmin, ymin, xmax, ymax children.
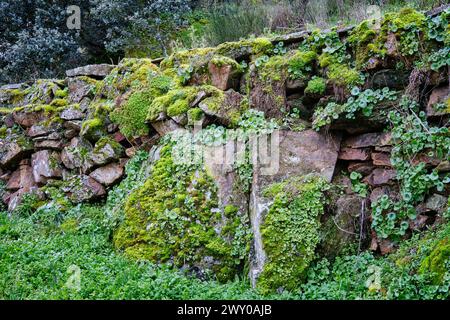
<box><xmin>249</xmin><ymin>186</ymin><xmax>269</xmax><ymax>287</ymax></box>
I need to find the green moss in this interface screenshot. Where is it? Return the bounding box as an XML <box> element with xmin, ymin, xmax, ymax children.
<box><xmin>94</xmin><ymin>136</ymin><xmax>123</xmax><ymax>155</ymax></box>
<box><xmin>49</xmin><ymin>98</ymin><xmax>68</xmax><ymax>107</ymax></box>
<box><xmin>384</xmin><ymin>8</ymin><xmax>426</xmax><ymax>31</ymax></box>
<box><xmin>149</xmin><ymin>74</ymin><xmax>174</xmax><ymax>95</ymax></box>
<box><xmin>160</xmin><ymin>47</ymin><xmax>216</xmax><ymax>69</ymax></box>
<box><xmin>0</xmin><ymin>107</ymin><xmax>13</xmax><ymax>115</ymax></box>
<box><xmin>110</xmin><ymin>90</ymin><xmax>152</xmax><ymax>138</ymax></box>
<box><xmin>167</xmin><ymin>99</ymin><xmax>190</xmax><ymax>117</ymax></box>
<box><xmin>347</xmin><ymin>20</ymin><xmax>378</xmax><ymax>67</ymax></box>
<box><xmin>216</xmin><ymin>37</ymin><xmax>273</xmax><ymax>59</ymax></box>
<box><xmin>80</xmin><ymin>117</ymin><xmax>105</xmax><ymax>142</ymax></box>
<box><xmin>305</xmin><ymin>77</ymin><xmax>326</xmax><ymax>95</ymax></box>
<box><xmin>224</xmin><ymin>205</ymin><xmax>238</xmax><ymax>216</ymax></box>
<box><xmin>147</xmin><ymin>85</ymin><xmax>222</xmax><ymax>122</ymax></box>
<box><xmin>327</xmin><ymin>64</ymin><xmax>361</xmax><ymax>87</ymax></box>
<box><xmin>60</xmin><ymin>218</ymin><xmax>79</xmax><ymax>234</ymax></box>
<box><xmin>0</xmin><ymin>126</ymin><xmax>7</xmax><ymax>138</ymax></box>
<box><xmin>258</xmin><ymin>175</ymin><xmax>329</xmax><ymax>294</ymax></box>
<box><xmin>100</xmin><ymin>58</ymin><xmax>160</xmax><ymax>97</ymax></box>
<box><xmin>418</xmin><ymin>238</ymin><xmax>450</xmax><ymax>284</ymax></box>
<box><xmin>287</xmin><ymin>50</ymin><xmax>317</xmax><ymax>79</ymax></box>
<box><xmin>258</xmin><ymin>55</ymin><xmax>286</xmax><ymax>82</ymax></box>
<box><xmin>187</xmin><ymin>107</ymin><xmax>204</xmax><ymax>124</ymax></box>
<box><xmin>210</xmin><ymin>55</ymin><xmax>243</xmax><ymax>71</ymax></box>
<box><xmin>3</xmin><ymin>88</ymin><xmax>28</xmax><ymax>105</ymax></box>
<box><xmin>318</xmin><ymin>52</ymin><xmax>361</xmax><ymax>88</ymax></box>
<box><xmin>114</xmin><ymin>143</ymin><xmax>249</xmax><ymax>282</ymax></box>
<box><xmin>55</xmin><ymin>88</ymin><xmax>68</xmax><ymax>98</ymax></box>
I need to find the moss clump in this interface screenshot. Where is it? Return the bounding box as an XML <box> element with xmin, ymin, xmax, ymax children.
<box><xmin>167</xmin><ymin>98</ymin><xmax>190</xmax><ymax>117</ymax></box>
<box><xmin>258</xmin><ymin>175</ymin><xmax>329</xmax><ymax>294</ymax></box>
<box><xmin>216</xmin><ymin>37</ymin><xmax>273</xmax><ymax>59</ymax></box>
<box><xmin>100</xmin><ymin>58</ymin><xmax>160</xmax><ymax>98</ymax></box>
<box><xmin>347</xmin><ymin>20</ymin><xmax>378</xmax><ymax>67</ymax></box>
<box><xmin>160</xmin><ymin>47</ymin><xmax>216</xmax><ymax>70</ymax></box>
<box><xmin>187</xmin><ymin>107</ymin><xmax>204</xmax><ymax>124</ymax></box>
<box><xmin>149</xmin><ymin>74</ymin><xmax>174</xmax><ymax>94</ymax></box>
<box><xmin>305</xmin><ymin>77</ymin><xmax>326</xmax><ymax>95</ymax></box>
<box><xmin>94</xmin><ymin>136</ymin><xmax>123</xmax><ymax>154</ymax></box>
<box><xmin>418</xmin><ymin>238</ymin><xmax>450</xmax><ymax>284</ymax></box>
<box><xmin>114</xmin><ymin>143</ymin><xmax>249</xmax><ymax>282</ymax></box>
<box><xmin>80</xmin><ymin>117</ymin><xmax>105</xmax><ymax>142</ymax></box>
<box><xmin>49</xmin><ymin>98</ymin><xmax>68</xmax><ymax>107</ymax></box>
<box><xmin>54</xmin><ymin>88</ymin><xmax>68</xmax><ymax>98</ymax></box>
<box><xmin>147</xmin><ymin>85</ymin><xmax>223</xmax><ymax>122</ymax></box>
<box><xmin>287</xmin><ymin>50</ymin><xmax>317</xmax><ymax>79</ymax></box>
<box><xmin>110</xmin><ymin>90</ymin><xmax>152</xmax><ymax>138</ymax></box>
<box><xmin>319</xmin><ymin>53</ymin><xmax>361</xmax><ymax>88</ymax></box>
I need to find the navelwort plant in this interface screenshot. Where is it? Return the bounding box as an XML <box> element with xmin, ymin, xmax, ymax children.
<box><xmin>371</xmin><ymin>97</ymin><xmax>450</xmax><ymax>239</ymax></box>
<box><xmin>312</xmin><ymin>87</ymin><xmax>397</xmax><ymax>130</ymax></box>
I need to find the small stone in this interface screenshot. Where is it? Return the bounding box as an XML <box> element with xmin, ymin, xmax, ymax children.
<box><xmin>409</xmin><ymin>215</ymin><xmax>430</xmax><ymax>231</ymax></box>
<box><xmin>60</xmin><ymin>106</ymin><xmax>84</xmax><ymax>120</ymax></box>
<box><xmin>91</xmin><ymin>139</ymin><xmax>123</xmax><ymax>166</ymax></box>
<box><xmin>426</xmin><ymin>85</ymin><xmax>449</xmax><ymax>117</ymax></box>
<box><xmin>371</xmin><ymin>152</ymin><xmax>392</xmax><ymax>167</ymax></box>
<box><xmin>0</xmin><ymin>138</ymin><xmax>33</xmax><ymax>168</ymax></box>
<box><xmin>208</xmin><ymin>61</ymin><xmax>240</xmax><ymax>91</ymax></box>
<box><xmin>343</xmin><ymin>132</ymin><xmax>391</xmax><ymax>148</ymax></box>
<box><xmin>35</xmin><ymin>140</ymin><xmax>64</xmax><ymax>151</ymax></box>
<box><xmin>199</xmin><ymin>89</ymin><xmax>244</xmax><ymax>126</ymax></box>
<box><xmin>27</xmin><ymin>124</ymin><xmax>57</xmax><ymax>138</ymax></box>
<box><xmin>379</xmin><ymin>239</ymin><xmax>397</xmax><ymax>255</ymax></box>
<box><xmin>348</xmin><ymin>161</ymin><xmax>374</xmax><ymax>176</ymax></box>
<box><xmin>151</xmin><ymin>119</ymin><xmax>182</xmax><ymax>136</ymax></box>
<box><xmin>125</xmin><ymin>147</ymin><xmax>136</xmax><ymax>158</ymax></box>
<box><xmin>436</xmin><ymin>161</ymin><xmax>450</xmax><ymax>172</ymax></box>
<box><xmin>425</xmin><ymin>193</ymin><xmax>447</xmax><ymax>215</ymax></box>
<box><xmin>67</xmin><ymin>77</ymin><xmax>94</xmax><ymax>103</ymax></box>
<box><xmin>385</xmin><ymin>33</ymin><xmax>399</xmax><ymax>57</ymax></box>
<box><xmin>365</xmin><ymin>168</ymin><xmax>396</xmax><ymax>186</ymax></box>
<box><xmin>63</xmin><ymin>175</ymin><xmax>106</xmax><ymax>203</ymax></box>
<box><xmin>66</xmin><ymin>64</ymin><xmax>115</xmax><ymax>78</ymax></box>
<box><xmin>338</xmin><ymin>147</ymin><xmax>371</xmax><ymax>161</ymax></box>
<box><xmin>64</xmin><ymin>120</ymin><xmax>82</xmax><ymax>131</ymax></box>
<box><xmin>89</xmin><ymin>163</ymin><xmax>124</xmax><ymax>186</ymax></box>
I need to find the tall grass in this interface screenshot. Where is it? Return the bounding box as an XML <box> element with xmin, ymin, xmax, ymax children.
<box><xmin>188</xmin><ymin>0</ymin><xmax>447</xmax><ymax>48</ymax></box>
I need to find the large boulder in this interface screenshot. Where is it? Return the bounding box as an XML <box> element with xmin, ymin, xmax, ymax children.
<box><xmin>248</xmin><ymin>129</ymin><xmax>341</xmax><ymax>290</ymax></box>
<box><xmin>114</xmin><ymin>142</ymin><xmax>250</xmax><ymax>282</ymax></box>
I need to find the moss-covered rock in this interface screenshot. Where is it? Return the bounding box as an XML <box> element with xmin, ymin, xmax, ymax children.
<box><xmin>419</xmin><ymin>238</ymin><xmax>450</xmax><ymax>284</ymax></box>
<box><xmin>257</xmin><ymin>175</ymin><xmax>329</xmax><ymax>293</ymax></box>
<box><xmin>114</xmin><ymin>143</ymin><xmax>250</xmax><ymax>282</ymax></box>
